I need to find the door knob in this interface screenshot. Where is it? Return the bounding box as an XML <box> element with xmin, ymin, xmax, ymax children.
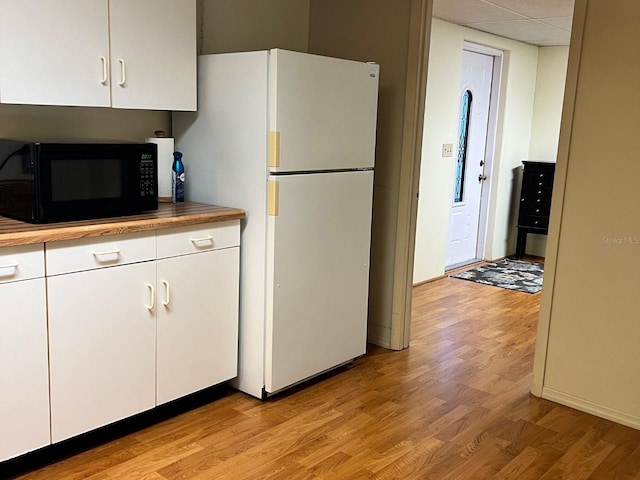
<box><xmin>478</xmin><ymin>174</ymin><xmax>487</xmax><ymax>182</ymax></box>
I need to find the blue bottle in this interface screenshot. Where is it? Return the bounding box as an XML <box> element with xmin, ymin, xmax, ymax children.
<box><xmin>172</xmin><ymin>151</ymin><xmax>185</xmax><ymax>203</ymax></box>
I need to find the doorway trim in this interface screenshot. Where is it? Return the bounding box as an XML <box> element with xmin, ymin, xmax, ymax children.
<box><xmin>389</xmin><ymin>0</ymin><xmax>432</xmax><ymax>350</ymax></box>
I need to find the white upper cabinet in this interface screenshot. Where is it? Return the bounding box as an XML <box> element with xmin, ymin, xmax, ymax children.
<box><xmin>0</xmin><ymin>0</ymin><xmax>196</xmax><ymax>111</ymax></box>
<box><xmin>109</xmin><ymin>0</ymin><xmax>196</xmax><ymax>111</ymax></box>
<box><xmin>0</xmin><ymin>0</ymin><xmax>111</xmax><ymax>107</ymax></box>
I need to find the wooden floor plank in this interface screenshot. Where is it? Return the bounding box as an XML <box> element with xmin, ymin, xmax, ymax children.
<box><xmin>6</xmin><ymin>274</ymin><xmax>640</xmax><ymax>479</ymax></box>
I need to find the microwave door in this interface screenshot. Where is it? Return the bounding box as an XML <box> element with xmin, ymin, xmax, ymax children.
<box><xmin>34</xmin><ymin>143</ymin><xmax>157</xmax><ymax>223</ymax></box>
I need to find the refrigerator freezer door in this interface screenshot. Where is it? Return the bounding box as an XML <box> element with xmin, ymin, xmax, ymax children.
<box><xmin>265</xmin><ymin>170</ymin><xmax>374</xmax><ymax>394</ymax></box>
<box><xmin>269</xmin><ymin>49</ymin><xmax>379</xmax><ymax>173</ymax></box>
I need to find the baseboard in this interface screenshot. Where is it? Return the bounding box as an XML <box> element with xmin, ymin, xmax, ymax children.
<box><xmin>413</xmin><ymin>274</ymin><xmax>446</xmax><ymax>287</ymax></box>
<box><xmin>367</xmin><ymin>323</ymin><xmax>392</xmax><ymax>349</ymax></box>
<box><xmin>542</xmin><ymin>387</ymin><xmax>640</xmax><ymax>430</ymax></box>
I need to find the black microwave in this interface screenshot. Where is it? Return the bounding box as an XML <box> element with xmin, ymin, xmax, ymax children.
<box><xmin>0</xmin><ymin>139</ymin><xmax>158</xmax><ymax>224</ymax></box>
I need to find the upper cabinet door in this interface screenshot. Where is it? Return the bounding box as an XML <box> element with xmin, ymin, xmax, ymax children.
<box><xmin>109</xmin><ymin>0</ymin><xmax>196</xmax><ymax>111</ymax></box>
<box><xmin>0</xmin><ymin>0</ymin><xmax>110</xmax><ymax>107</ymax></box>
<box><xmin>268</xmin><ymin>49</ymin><xmax>380</xmax><ymax>173</ymax></box>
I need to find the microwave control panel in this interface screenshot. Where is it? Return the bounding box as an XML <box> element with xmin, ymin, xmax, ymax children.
<box><xmin>139</xmin><ymin>158</ymin><xmax>156</xmax><ymax>197</ymax></box>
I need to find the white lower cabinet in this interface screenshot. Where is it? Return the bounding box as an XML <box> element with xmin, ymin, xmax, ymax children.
<box><xmin>0</xmin><ymin>221</ymin><xmax>240</xmax><ymax>458</ymax></box>
<box><xmin>44</xmin><ymin>220</ymin><xmax>240</xmax><ymax>444</ymax></box>
<box><xmin>156</xmin><ymin>247</ymin><xmax>239</xmax><ymax>404</ymax></box>
<box><xmin>0</xmin><ymin>258</ymin><xmax>50</xmax><ymax>461</ymax></box>
<box><xmin>47</xmin><ymin>261</ymin><xmax>157</xmax><ymax>443</ymax></box>
<box><xmin>155</xmin><ymin>221</ymin><xmax>240</xmax><ymax>404</ymax></box>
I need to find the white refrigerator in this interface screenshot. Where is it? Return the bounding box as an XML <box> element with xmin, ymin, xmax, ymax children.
<box><xmin>173</xmin><ymin>49</ymin><xmax>379</xmax><ymax>398</ymax></box>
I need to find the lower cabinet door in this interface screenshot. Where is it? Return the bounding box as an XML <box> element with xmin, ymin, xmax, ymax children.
<box><xmin>0</xmin><ymin>278</ymin><xmax>50</xmax><ymax>461</ymax></box>
<box><xmin>156</xmin><ymin>247</ymin><xmax>239</xmax><ymax>405</ymax></box>
<box><xmin>47</xmin><ymin>262</ymin><xmax>156</xmax><ymax>442</ymax></box>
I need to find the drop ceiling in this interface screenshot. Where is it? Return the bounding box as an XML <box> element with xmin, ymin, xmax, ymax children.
<box><xmin>432</xmin><ymin>0</ymin><xmax>575</xmax><ymax>46</ymax></box>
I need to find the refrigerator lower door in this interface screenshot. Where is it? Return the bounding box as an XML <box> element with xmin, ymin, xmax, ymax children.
<box><xmin>265</xmin><ymin>170</ymin><xmax>374</xmax><ymax>394</ymax></box>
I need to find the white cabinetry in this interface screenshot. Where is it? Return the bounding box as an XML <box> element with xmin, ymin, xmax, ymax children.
<box><xmin>0</xmin><ymin>0</ymin><xmax>109</xmax><ymax>107</ymax></box>
<box><xmin>46</xmin><ymin>232</ymin><xmax>157</xmax><ymax>442</ymax></box>
<box><xmin>0</xmin><ymin>0</ymin><xmax>196</xmax><ymax>110</ymax></box>
<box><xmin>156</xmin><ymin>223</ymin><xmax>240</xmax><ymax>405</ymax></box>
<box><xmin>44</xmin><ymin>221</ymin><xmax>239</xmax><ymax>442</ymax></box>
<box><xmin>109</xmin><ymin>0</ymin><xmax>196</xmax><ymax>110</ymax></box>
<box><xmin>0</xmin><ymin>245</ymin><xmax>50</xmax><ymax>461</ymax></box>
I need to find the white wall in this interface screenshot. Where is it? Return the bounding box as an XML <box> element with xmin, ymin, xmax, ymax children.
<box><xmin>530</xmin><ymin>47</ymin><xmax>570</xmax><ymax>161</ymax></box>
<box><xmin>525</xmin><ymin>46</ymin><xmax>570</xmax><ymax>257</ymax></box>
<box><xmin>414</xmin><ymin>19</ymin><xmax>539</xmax><ymax>283</ymax></box>
<box><xmin>534</xmin><ymin>0</ymin><xmax>640</xmax><ymax>429</ymax></box>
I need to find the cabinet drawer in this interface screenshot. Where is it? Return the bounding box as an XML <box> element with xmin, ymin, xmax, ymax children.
<box><xmin>518</xmin><ymin>215</ymin><xmax>550</xmax><ymax>229</ymax></box>
<box><xmin>45</xmin><ymin>232</ymin><xmax>156</xmax><ymax>276</ymax></box>
<box><xmin>521</xmin><ymin>186</ymin><xmax>553</xmax><ymax>206</ymax></box>
<box><xmin>526</xmin><ymin>170</ymin><xmax>554</xmax><ymax>188</ymax></box>
<box><xmin>520</xmin><ymin>204</ymin><xmax>551</xmax><ymax>218</ymax></box>
<box><xmin>156</xmin><ymin>220</ymin><xmax>240</xmax><ymax>259</ymax></box>
<box><xmin>0</xmin><ymin>244</ymin><xmax>45</xmax><ymax>284</ymax></box>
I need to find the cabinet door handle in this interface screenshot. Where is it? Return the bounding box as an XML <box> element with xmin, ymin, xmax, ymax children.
<box><xmin>191</xmin><ymin>235</ymin><xmax>214</xmax><ymax>245</ymax></box>
<box><xmin>99</xmin><ymin>56</ymin><xmax>108</xmax><ymax>85</ymax></box>
<box><xmin>92</xmin><ymin>248</ymin><xmax>120</xmax><ymax>257</ymax></box>
<box><xmin>162</xmin><ymin>280</ymin><xmax>170</xmax><ymax>306</ymax></box>
<box><xmin>147</xmin><ymin>284</ymin><xmax>155</xmax><ymax>310</ymax></box>
<box><xmin>118</xmin><ymin>59</ymin><xmax>126</xmax><ymax>86</ymax></box>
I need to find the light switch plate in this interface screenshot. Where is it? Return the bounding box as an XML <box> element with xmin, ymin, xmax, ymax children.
<box><xmin>442</xmin><ymin>143</ymin><xmax>453</xmax><ymax>157</ymax></box>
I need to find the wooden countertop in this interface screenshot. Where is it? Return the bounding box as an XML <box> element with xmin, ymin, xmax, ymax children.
<box><xmin>0</xmin><ymin>202</ymin><xmax>245</xmax><ymax>247</ymax></box>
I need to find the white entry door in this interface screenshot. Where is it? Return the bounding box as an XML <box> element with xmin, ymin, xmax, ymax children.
<box><xmin>445</xmin><ymin>50</ymin><xmax>494</xmax><ymax>269</ymax></box>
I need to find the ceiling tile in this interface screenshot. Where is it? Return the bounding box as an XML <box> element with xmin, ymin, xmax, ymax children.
<box><xmin>432</xmin><ymin>0</ymin><xmax>574</xmax><ymax>46</ymax></box>
<box><xmin>464</xmin><ymin>19</ymin><xmax>571</xmax><ymax>46</ymax></box>
<box><xmin>484</xmin><ymin>0</ymin><xmax>575</xmax><ymax>19</ymax></box>
<box><xmin>433</xmin><ymin>0</ymin><xmax>526</xmax><ymax>24</ymax></box>
<box><xmin>539</xmin><ymin>16</ymin><xmax>573</xmax><ymax>31</ymax></box>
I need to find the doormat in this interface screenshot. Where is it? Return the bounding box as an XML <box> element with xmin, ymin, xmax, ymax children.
<box><xmin>450</xmin><ymin>258</ymin><xmax>544</xmax><ymax>294</ymax></box>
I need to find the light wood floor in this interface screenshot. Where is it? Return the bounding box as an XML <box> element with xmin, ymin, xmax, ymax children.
<box><xmin>8</xmin><ymin>275</ymin><xmax>640</xmax><ymax>479</ymax></box>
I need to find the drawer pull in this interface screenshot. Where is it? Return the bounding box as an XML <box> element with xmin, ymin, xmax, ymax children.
<box><xmin>147</xmin><ymin>284</ymin><xmax>155</xmax><ymax>310</ymax></box>
<box><xmin>92</xmin><ymin>248</ymin><xmax>121</xmax><ymax>257</ymax></box>
<box><xmin>191</xmin><ymin>235</ymin><xmax>214</xmax><ymax>245</ymax></box>
<box><xmin>162</xmin><ymin>280</ymin><xmax>170</xmax><ymax>306</ymax></box>
<box><xmin>0</xmin><ymin>262</ymin><xmax>18</xmax><ymax>276</ymax></box>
